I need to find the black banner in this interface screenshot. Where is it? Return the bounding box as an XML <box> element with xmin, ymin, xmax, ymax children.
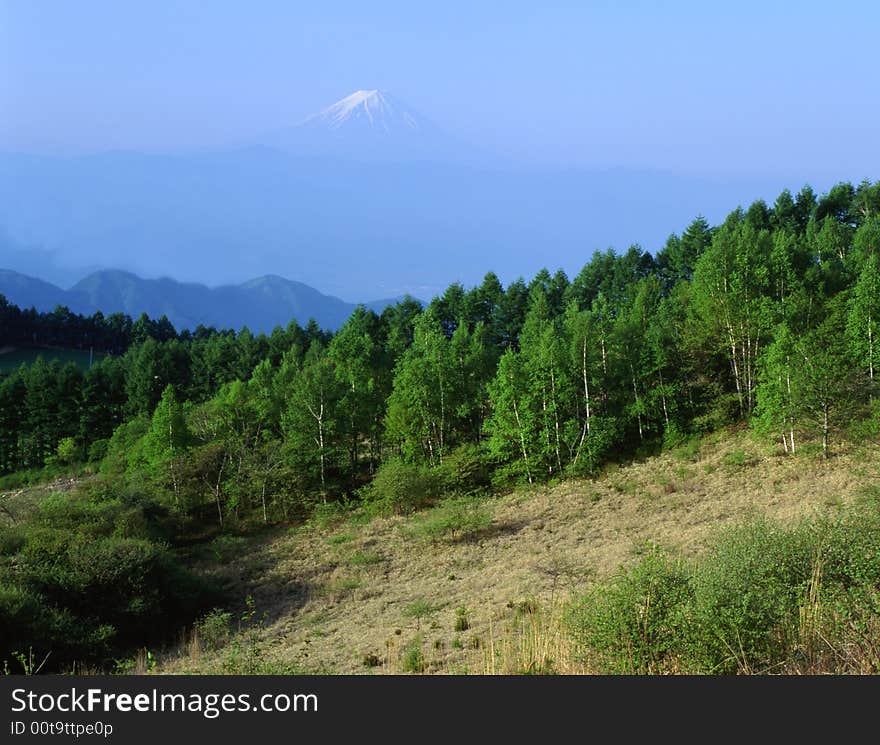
<box><xmin>0</xmin><ymin>675</ymin><xmax>875</xmax><ymax>742</ymax></box>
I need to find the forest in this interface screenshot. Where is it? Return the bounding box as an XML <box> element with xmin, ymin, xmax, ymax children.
<box><xmin>1</xmin><ymin>178</ymin><xmax>880</xmax><ymax>672</ymax></box>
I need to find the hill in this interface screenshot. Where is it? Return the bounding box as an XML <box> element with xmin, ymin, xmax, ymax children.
<box><xmin>0</xmin><ymin>268</ymin><xmax>413</xmax><ymax>333</ymax></box>
<box><xmin>0</xmin><ymin>269</ymin><xmax>68</xmax><ymax>311</ymax></box>
<box><xmin>151</xmin><ymin>429</ymin><xmax>879</xmax><ymax>675</ymax></box>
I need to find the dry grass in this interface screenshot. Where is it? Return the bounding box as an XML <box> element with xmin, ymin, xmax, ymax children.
<box><xmin>156</xmin><ymin>429</ymin><xmax>880</xmax><ymax>675</ymax></box>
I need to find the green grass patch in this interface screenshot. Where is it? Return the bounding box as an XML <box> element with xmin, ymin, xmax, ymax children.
<box><xmin>0</xmin><ymin>346</ymin><xmax>104</xmax><ymax>373</ymax></box>
<box><xmin>349</xmin><ymin>550</ymin><xmax>383</xmax><ymax>566</ymax></box>
<box><xmin>405</xmin><ymin>496</ymin><xmax>493</xmax><ymax>544</ymax></box>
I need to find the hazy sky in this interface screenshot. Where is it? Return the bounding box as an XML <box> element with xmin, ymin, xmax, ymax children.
<box><xmin>3</xmin><ymin>1</ymin><xmax>879</xmax><ymax>180</ymax></box>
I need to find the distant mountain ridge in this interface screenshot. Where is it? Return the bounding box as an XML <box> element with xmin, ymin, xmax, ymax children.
<box><xmin>0</xmin><ymin>268</ymin><xmax>413</xmax><ymax>333</ymax></box>
<box><xmin>0</xmin><ymin>89</ymin><xmax>782</xmax><ymax>300</ymax></box>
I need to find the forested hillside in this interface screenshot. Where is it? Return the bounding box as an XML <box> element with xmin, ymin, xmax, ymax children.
<box><xmin>1</xmin><ymin>179</ymin><xmax>879</xmax><ymax>672</ymax></box>
<box><xmin>3</xmin><ymin>180</ymin><xmax>878</xmax><ymax>484</ymax></box>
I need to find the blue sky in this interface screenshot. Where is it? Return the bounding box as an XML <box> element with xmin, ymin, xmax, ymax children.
<box><xmin>2</xmin><ymin>1</ymin><xmax>879</xmax><ymax>180</ymax></box>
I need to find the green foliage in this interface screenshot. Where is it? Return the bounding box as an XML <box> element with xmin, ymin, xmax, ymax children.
<box><xmin>359</xmin><ymin>457</ymin><xmax>442</xmax><ymax>516</ymax></box>
<box><xmin>87</xmin><ymin>438</ymin><xmax>110</xmax><ymax>463</ymax></box>
<box><xmin>0</xmin><ymin>482</ymin><xmax>214</xmax><ymax>671</ymax></box>
<box><xmin>436</xmin><ymin>443</ymin><xmax>493</xmax><ymax>495</ymax></box>
<box><xmin>687</xmin><ymin>519</ymin><xmax>816</xmax><ymax>673</ymax></box>
<box><xmin>101</xmin><ymin>415</ymin><xmax>150</xmax><ymax>476</ymax></box>
<box><xmin>403</xmin><ymin>600</ymin><xmax>439</xmax><ymax>624</ymax></box>
<box><xmin>565</xmin><ymin>547</ymin><xmax>692</xmax><ymax>674</ymax></box>
<box><xmin>406</xmin><ymin>495</ymin><xmax>493</xmax><ymax>543</ymax></box>
<box><xmin>194</xmin><ymin>609</ymin><xmax>233</xmax><ymax>652</ymax></box>
<box><xmin>401</xmin><ymin>636</ymin><xmax>426</xmax><ymax>673</ymax></box>
<box><xmin>54</xmin><ymin>436</ymin><xmax>80</xmax><ymax>465</ymax></box>
<box><xmin>721</xmin><ymin>449</ymin><xmax>751</xmax><ymax>468</ymax></box>
<box><xmin>310</xmin><ymin>500</ymin><xmax>353</xmax><ymax>529</ymax></box>
<box><xmin>349</xmin><ymin>550</ymin><xmax>383</xmax><ymax>566</ymax></box>
<box><xmin>206</xmin><ymin>534</ymin><xmax>250</xmax><ymax>563</ymax></box>
<box><xmin>566</xmin><ymin>508</ymin><xmax>880</xmax><ymax>674</ymax></box>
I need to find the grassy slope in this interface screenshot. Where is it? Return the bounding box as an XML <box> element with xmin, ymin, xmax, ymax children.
<box><xmin>158</xmin><ymin>427</ymin><xmax>879</xmax><ymax>675</ymax></box>
<box><xmin>0</xmin><ymin>346</ymin><xmax>103</xmax><ymax>373</ymax></box>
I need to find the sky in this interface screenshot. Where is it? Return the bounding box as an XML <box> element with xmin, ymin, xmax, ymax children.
<box><xmin>1</xmin><ymin>2</ymin><xmax>879</xmax><ymax>300</ymax></box>
<box><xmin>3</xmin><ymin>1</ymin><xmax>879</xmax><ymax>180</ymax></box>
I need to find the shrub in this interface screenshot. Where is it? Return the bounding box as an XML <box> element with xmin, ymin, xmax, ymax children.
<box><xmin>310</xmin><ymin>500</ymin><xmax>351</xmax><ymax>529</ymax></box>
<box><xmin>662</xmin><ymin>422</ymin><xmax>692</xmax><ymax>451</ymax></box>
<box><xmin>360</xmin><ymin>458</ymin><xmax>442</xmax><ymax>516</ymax></box>
<box><xmin>0</xmin><ymin>582</ymin><xmax>83</xmax><ymax>666</ymax></box>
<box><xmin>54</xmin><ymin>437</ymin><xmax>81</xmax><ymax>466</ymax></box>
<box><xmin>721</xmin><ymin>449</ymin><xmax>753</xmax><ymax>468</ymax></box>
<box><xmin>437</xmin><ymin>444</ymin><xmax>493</xmax><ymax>495</ymax></box>
<box><xmin>195</xmin><ymin>609</ymin><xmax>233</xmax><ymax>652</ymax></box>
<box><xmin>0</xmin><ymin>526</ymin><xmax>25</xmax><ymax>557</ymax></box>
<box><xmin>2</xmin><ymin>526</ymin><xmax>213</xmax><ymax>670</ymax></box>
<box><xmin>687</xmin><ymin>519</ymin><xmax>814</xmax><ymax>673</ymax></box>
<box><xmin>816</xmin><ymin>499</ymin><xmax>880</xmax><ymax>642</ymax></box>
<box><xmin>403</xmin><ymin>600</ymin><xmax>439</xmax><ymax>628</ymax></box>
<box><xmin>401</xmin><ymin>636</ymin><xmax>425</xmax><ymax>673</ymax></box>
<box><xmin>565</xmin><ymin>547</ymin><xmax>692</xmax><ymax>674</ymax></box>
<box><xmin>564</xmin><ymin>506</ymin><xmax>880</xmax><ymax>674</ymax></box>
<box><xmin>406</xmin><ymin>496</ymin><xmax>493</xmax><ymax>543</ymax></box>
<box><xmin>207</xmin><ymin>534</ymin><xmax>249</xmax><ymax>563</ymax></box>
<box><xmin>100</xmin><ymin>416</ymin><xmax>150</xmax><ymax>476</ymax></box>
<box><xmin>87</xmin><ymin>438</ymin><xmax>110</xmax><ymax>463</ymax></box>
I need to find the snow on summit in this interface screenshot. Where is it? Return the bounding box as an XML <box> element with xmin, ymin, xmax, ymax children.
<box><xmin>304</xmin><ymin>90</ymin><xmax>423</xmax><ymax>133</ymax></box>
<box><xmin>258</xmin><ymin>89</ymin><xmax>466</xmax><ymax>161</ymax></box>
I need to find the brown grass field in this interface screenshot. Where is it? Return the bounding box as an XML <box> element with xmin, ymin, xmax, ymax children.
<box><xmin>152</xmin><ymin>427</ymin><xmax>880</xmax><ymax>675</ymax></box>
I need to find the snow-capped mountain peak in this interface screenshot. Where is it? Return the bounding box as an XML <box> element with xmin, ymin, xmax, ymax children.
<box><xmin>303</xmin><ymin>89</ymin><xmax>423</xmax><ymax>134</ymax></box>
<box><xmin>257</xmin><ymin>88</ymin><xmax>478</xmax><ymax>162</ymax></box>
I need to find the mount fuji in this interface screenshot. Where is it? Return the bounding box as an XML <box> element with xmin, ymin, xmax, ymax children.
<box><xmin>260</xmin><ymin>89</ymin><xmax>467</xmax><ymax>162</ymax></box>
<box><xmin>303</xmin><ymin>90</ymin><xmax>426</xmax><ymax>134</ymax></box>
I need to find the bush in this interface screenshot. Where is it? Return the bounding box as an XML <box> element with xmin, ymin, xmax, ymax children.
<box><xmin>815</xmin><ymin>498</ymin><xmax>880</xmax><ymax>642</ymax></box>
<box><xmin>437</xmin><ymin>444</ymin><xmax>493</xmax><ymax>495</ymax></box>
<box><xmin>30</xmin><ymin>485</ymin><xmax>174</xmax><ymax>545</ymax></box>
<box><xmin>454</xmin><ymin>605</ymin><xmax>470</xmax><ymax>632</ymax></box>
<box><xmin>687</xmin><ymin>519</ymin><xmax>814</xmax><ymax>673</ymax></box>
<box><xmin>87</xmin><ymin>438</ymin><xmax>110</xmax><ymax>463</ymax></box>
<box><xmin>100</xmin><ymin>416</ymin><xmax>150</xmax><ymax>476</ymax></box>
<box><xmin>564</xmin><ymin>505</ymin><xmax>880</xmax><ymax>674</ymax></box>
<box><xmin>19</xmin><ymin>533</ymin><xmax>206</xmax><ymax>643</ymax></box>
<box><xmin>721</xmin><ymin>449</ymin><xmax>755</xmax><ymax>468</ymax></box>
<box><xmin>401</xmin><ymin>636</ymin><xmax>425</xmax><ymax>673</ymax></box>
<box><xmin>54</xmin><ymin>437</ymin><xmax>81</xmax><ymax>466</ymax></box>
<box><xmin>0</xmin><ymin>526</ymin><xmax>25</xmax><ymax>556</ymax></box>
<box><xmin>360</xmin><ymin>458</ymin><xmax>442</xmax><ymax>516</ymax></box>
<box><xmin>565</xmin><ymin>547</ymin><xmax>692</xmax><ymax>674</ymax></box>
<box><xmin>0</xmin><ymin>485</ymin><xmax>215</xmax><ymax>671</ymax></box>
<box><xmin>406</xmin><ymin>496</ymin><xmax>493</xmax><ymax>543</ymax></box>
<box><xmin>206</xmin><ymin>534</ymin><xmax>250</xmax><ymax>563</ymax></box>
<box><xmin>195</xmin><ymin>609</ymin><xmax>233</xmax><ymax>652</ymax></box>
<box><xmin>0</xmin><ymin>582</ymin><xmax>85</xmax><ymax>667</ymax></box>
<box><xmin>662</xmin><ymin>422</ymin><xmax>692</xmax><ymax>451</ymax></box>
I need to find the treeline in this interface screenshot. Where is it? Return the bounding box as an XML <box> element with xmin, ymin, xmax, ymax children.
<box><xmin>3</xmin><ymin>180</ymin><xmax>880</xmax><ymax>519</ymax></box>
<box><xmin>0</xmin><ymin>299</ymin><xmax>177</xmax><ymax>354</ymax></box>
<box><xmin>0</xmin><ymin>309</ymin><xmax>345</xmax><ymax>472</ymax></box>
